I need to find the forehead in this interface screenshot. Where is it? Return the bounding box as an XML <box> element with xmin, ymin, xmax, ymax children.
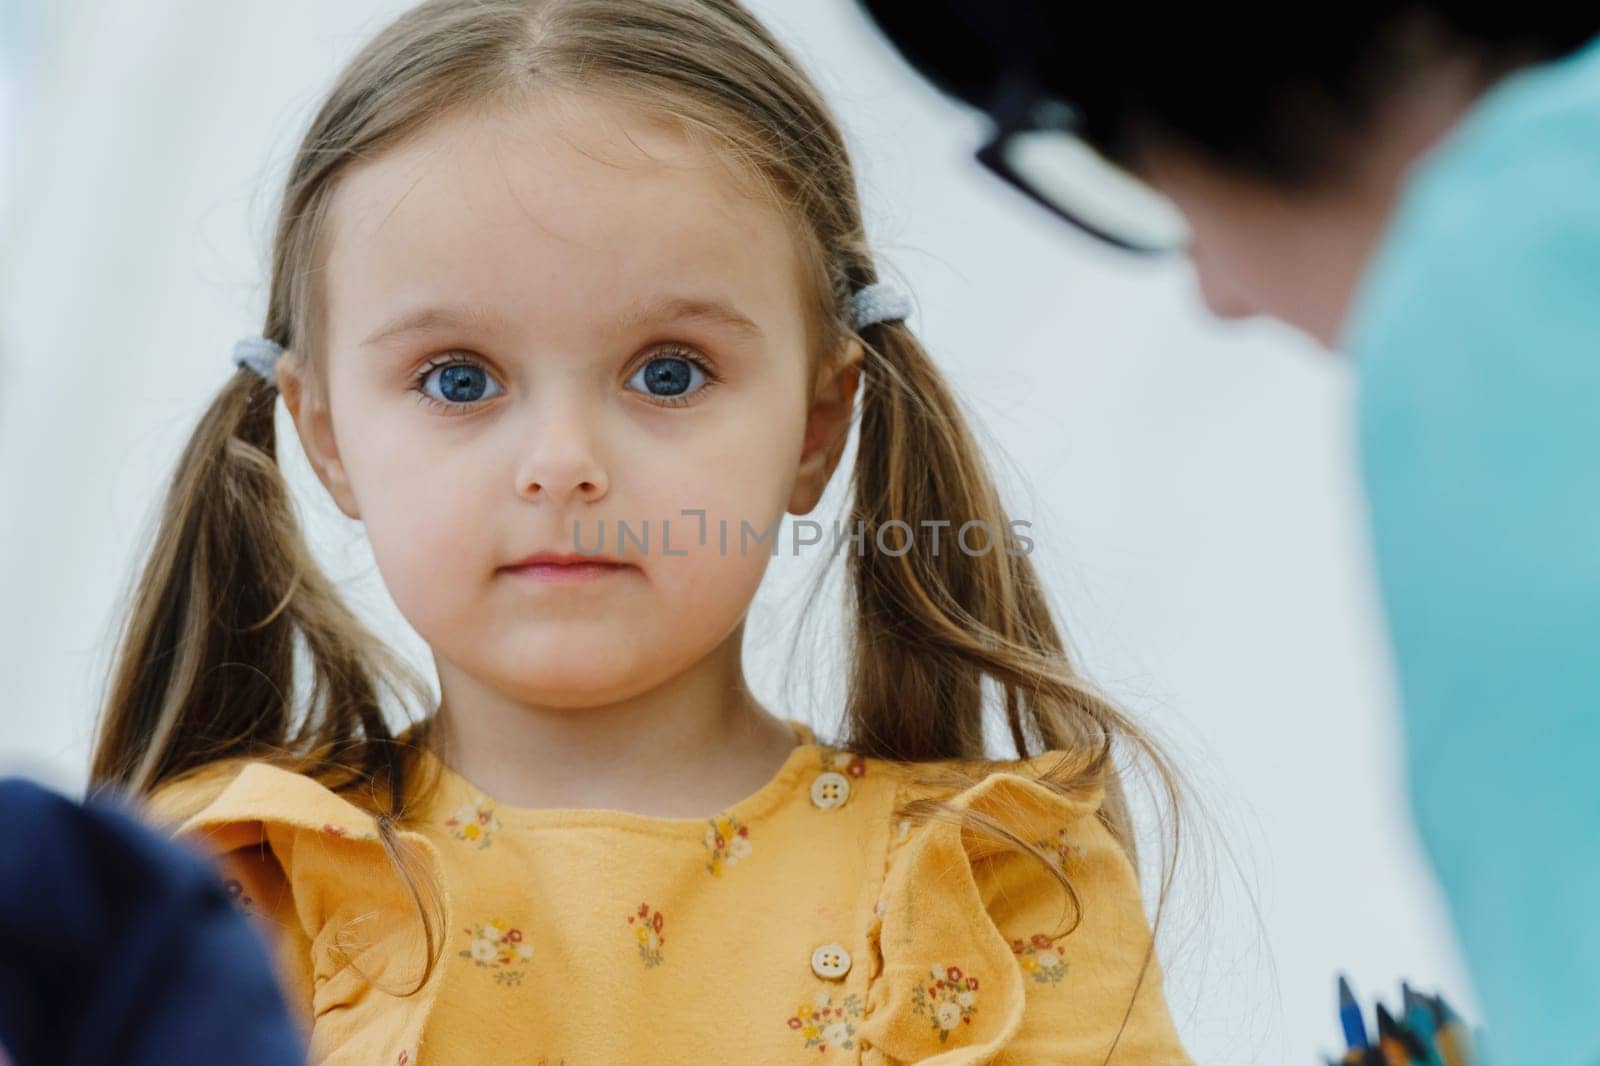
<box><xmin>322</xmin><ymin>92</ymin><xmax>808</xmax><ymax>352</ymax></box>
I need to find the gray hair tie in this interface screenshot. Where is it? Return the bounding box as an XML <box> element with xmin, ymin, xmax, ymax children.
<box><xmin>850</xmin><ymin>282</ymin><xmax>911</xmax><ymax>330</ymax></box>
<box><xmin>233</xmin><ymin>336</ymin><xmax>284</xmax><ymax>383</ymax></box>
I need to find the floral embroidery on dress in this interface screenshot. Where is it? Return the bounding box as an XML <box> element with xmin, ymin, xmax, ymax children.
<box><xmin>459</xmin><ymin>918</ymin><xmax>535</xmax><ymax>985</ymax></box>
<box><xmin>627</xmin><ymin>902</ymin><xmax>666</xmax><ymax>967</ymax></box>
<box><xmin>1011</xmin><ymin>933</ymin><xmax>1069</xmax><ymax>985</ymax></box>
<box><xmin>819</xmin><ymin>748</ymin><xmax>868</xmax><ymax>778</ymax></box>
<box><xmin>910</xmin><ymin>965</ymin><xmax>979</xmax><ymax>1043</ymax></box>
<box><xmin>318</xmin><ymin>822</ymin><xmax>378</xmax><ymax>841</ymax></box>
<box><xmin>702</xmin><ymin>813</ymin><xmax>752</xmax><ymax>876</ymax></box>
<box><xmin>1033</xmin><ymin>826</ymin><xmax>1085</xmax><ymax>869</ymax></box>
<box><xmin>445</xmin><ymin>795</ymin><xmax>501</xmax><ymax>849</ymax></box>
<box><xmin>786</xmin><ymin>988</ymin><xmax>865</xmax><ymax>1052</ymax></box>
<box><xmin>220</xmin><ymin>878</ymin><xmax>256</xmax><ymax>914</ymax></box>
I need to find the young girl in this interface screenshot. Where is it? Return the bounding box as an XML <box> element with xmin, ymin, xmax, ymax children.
<box><xmin>91</xmin><ymin>1</ymin><xmax>1193</xmax><ymax>1061</ymax></box>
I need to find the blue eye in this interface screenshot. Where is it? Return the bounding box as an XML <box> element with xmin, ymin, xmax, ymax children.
<box><xmin>627</xmin><ymin>349</ymin><xmax>715</xmax><ymax>404</ymax></box>
<box><xmin>413</xmin><ymin>357</ymin><xmax>505</xmax><ymax>410</ymax></box>
<box><xmin>409</xmin><ymin>347</ymin><xmax>718</xmax><ymax>414</ymax></box>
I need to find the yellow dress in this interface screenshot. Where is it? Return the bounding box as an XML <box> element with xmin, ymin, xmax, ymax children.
<box><xmin>142</xmin><ymin>718</ymin><xmax>1193</xmax><ymax>1064</ymax></box>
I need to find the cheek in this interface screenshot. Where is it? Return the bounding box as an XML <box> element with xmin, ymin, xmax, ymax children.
<box><xmin>624</xmin><ymin>399</ymin><xmax>804</xmax><ymax>604</ymax></box>
<box><xmin>368</xmin><ymin>489</ymin><xmax>494</xmax><ymax>631</ymax></box>
<box><xmin>1153</xmin><ymin>176</ymin><xmax>1276</xmax><ymax>319</ymax></box>
<box><xmin>1194</xmin><ymin>223</ymin><xmax>1342</xmax><ymax>332</ymax></box>
<box><xmin>1186</xmin><ymin>236</ymin><xmax>1261</xmax><ymax>319</ymax></box>
<box><xmin>634</xmin><ymin>410</ymin><xmax>802</xmax><ymax>533</ymax></box>
<box><xmin>333</xmin><ymin>402</ymin><xmax>501</xmax><ymax>629</ymax></box>
<box><xmin>1178</xmin><ymin>194</ymin><xmax>1328</xmax><ymax>325</ymax></box>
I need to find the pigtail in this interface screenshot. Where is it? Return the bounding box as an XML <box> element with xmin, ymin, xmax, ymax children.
<box><xmin>835</xmin><ymin>309</ymin><xmax>1188</xmax><ymax>1057</ymax></box>
<box><xmin>87</xmin><ymin>355</ymin><xmax>446</xmax><ymax>994</ymax></box>
<box><xmin>840</xmin><ymin>313</ymin><xmax>1162</xmax><ymax>841</ymax></box>
<box><xmin>90</xmin><ymin>366</ymin><xmax>293</xmax><ymax>793</ymax></box>
<box><xmin>90</xmin><ymin>361</ymin><xmax>408</xmax><ymax>796</ymax></box>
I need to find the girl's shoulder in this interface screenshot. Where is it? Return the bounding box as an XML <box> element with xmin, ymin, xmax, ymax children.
<box><xmin>141</xmin><ymin>762</ymin><xmax>241</xmax><ymax>831</ymax></box>
<box><xmin>854</xmin><ymin>745</ymin><xmax>1193</xmax><ymax>1064</ymax></box>
<box><xmin>140</xmin><ymin>758</ymin><xmax>448</xmax><ymax>1062</ymax></box>
<box><xmin>863</xmin><ymin>744</ymin><xmax>1111</xmax><ymax>829</ymax></box>
<box><xmin>141</xmin><ymin>758</ymin><xmax>384</xmax><ymax>840</ymax></box>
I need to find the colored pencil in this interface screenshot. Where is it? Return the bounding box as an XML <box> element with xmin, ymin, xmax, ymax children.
<box><xmin>1374</xmin><ymin>1003</ymin><xmax>1412</xmax><ymax>1066</ymax></box>
<box><xmin>1428</xmin><ymin>992</ymin><xmax>1475</xmax><ymax>1066</ymax></box>
<box><xmin>1339</xmin><ymin>974</ymin><xmax>1371</xmax><ymax>1051</ymax></box>
<box><xmin>1330</xmin><ymin>981</ymin><xmax>1477</xmax><ymax>1066</ymax></box>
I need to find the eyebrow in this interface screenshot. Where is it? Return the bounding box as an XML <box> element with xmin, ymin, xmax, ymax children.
<box><xmin>361</xmin><ymin>295</ymin><xmax>765</xmax><ymax>348</ymax></box>
<box><xmin>620</xmin><ymin>295</ymin><xmax>765</xmax><ymax>343</ymax></box>
<box><xmin>361</xmin><ymin>304</ymin><xmax>505</xmax><ymax>348</ymax></box>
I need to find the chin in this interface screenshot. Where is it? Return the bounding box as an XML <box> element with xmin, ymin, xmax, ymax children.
<box><xmin>490</xmin><ymin>640</ymin><xmax>649</xmax><ymax>697</ymax></box>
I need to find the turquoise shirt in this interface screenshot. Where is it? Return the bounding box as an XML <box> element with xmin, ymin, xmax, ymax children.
<box><xmin>1342</xmin><ymin>32</ymin><xmax>1600</xmax><ymax>1066</ymax></box>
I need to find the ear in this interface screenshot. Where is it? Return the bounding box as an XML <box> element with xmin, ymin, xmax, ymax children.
<box><xmin>276</xmin><ymin>352</ymin><xmax>362</xmax><ymax>521</ymax></box>
<box><xmin>788</xmin><ymin>338</ymin><xmax>864</xmax><ymax>516</ymax></box>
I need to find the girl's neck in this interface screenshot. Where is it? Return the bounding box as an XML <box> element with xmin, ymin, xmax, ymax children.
<box><xmin>427</xmin><ymin>632</ymin><xmax>801</xmax><ymax>819</ymax></box>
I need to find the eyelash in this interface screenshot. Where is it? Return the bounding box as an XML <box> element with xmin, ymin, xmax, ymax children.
<box><xmin>408</xmin><ymin>345</ymin><xmax>722</xmax><ymax>414</ymax></box>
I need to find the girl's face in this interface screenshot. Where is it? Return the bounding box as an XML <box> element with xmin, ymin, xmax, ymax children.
<box><xmin>281</xmin><ymin>92</ymin><xmax>859</xmax><ymax>708</ymax></box>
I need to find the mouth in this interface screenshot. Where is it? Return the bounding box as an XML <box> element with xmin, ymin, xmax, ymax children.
<box><xmin>501</xmin><ymin>554</ymin><xmax>637</xmax><ymax>582</ymax></box>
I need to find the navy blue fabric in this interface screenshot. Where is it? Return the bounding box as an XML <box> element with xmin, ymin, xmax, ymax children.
<box><xmin>0</xmin><ymin>777</ymin><xmax>304</xmax><ymax>1066</ymax></box>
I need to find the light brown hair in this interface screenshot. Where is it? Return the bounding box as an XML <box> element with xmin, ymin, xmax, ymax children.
<box><xmin>89</xmin><ymin>0</ymin><xmax>1188</xmax><ymax>1052</ymax></box>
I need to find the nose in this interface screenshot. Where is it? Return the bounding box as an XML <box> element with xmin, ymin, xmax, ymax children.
<box><xmin>1189</xmin><ymin>250</ymin><xmax>1256</xmax><ymax>322</ymax></box>
<box><xmin>513</xmin><ymin>400</ymin><xmax>609</xmax><ymax>504</ymax></box>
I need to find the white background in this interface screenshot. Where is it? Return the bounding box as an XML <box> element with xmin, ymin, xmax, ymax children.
<box><xmin>0</xmin><ymin>2</ymin><xmax>1476</xmax><ymax>1060</ymax></box>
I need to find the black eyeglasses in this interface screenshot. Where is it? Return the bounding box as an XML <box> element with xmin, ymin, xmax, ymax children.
<box><xmin>975</xmin><ymin>81</ymin><xmax>1189</xmax><ymax>256</ymax></box>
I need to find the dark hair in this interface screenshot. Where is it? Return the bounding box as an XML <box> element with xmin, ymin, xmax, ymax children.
<box><xmin>857</xmin><ymin>3</ymin><xmax>1600</xmax><ymax>187</ymax></box>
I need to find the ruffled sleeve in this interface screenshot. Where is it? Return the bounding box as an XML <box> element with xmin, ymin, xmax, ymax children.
<box><xmin>142</xmin><ymin>762</ymin><xmax>452</xmax><ymax>1065</ymax></box>
<box><xmin>857</xmin><ymin>755</ymin><xmax>1192</xmax><ymax>1065</ymax></box>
